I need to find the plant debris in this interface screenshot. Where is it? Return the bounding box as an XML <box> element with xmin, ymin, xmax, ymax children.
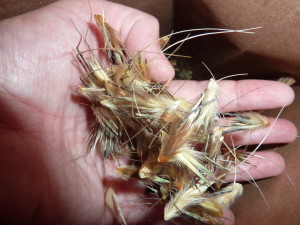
<box><xmin>76</xmin><ymin>14</ymin><xmax>270</xmax><ymax>224</ymax></box>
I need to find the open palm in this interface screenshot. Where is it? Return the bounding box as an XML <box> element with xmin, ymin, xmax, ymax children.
<box><xmin>0</xmin><ymin>1</ymin><xmax>296</xmax><ymax>225</ymax></box>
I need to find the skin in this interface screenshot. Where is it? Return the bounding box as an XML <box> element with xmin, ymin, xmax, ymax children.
<box><xmin>0</xmin><ymin>0</ymin><xmax>297</xmax><ymax>224</ymax></box>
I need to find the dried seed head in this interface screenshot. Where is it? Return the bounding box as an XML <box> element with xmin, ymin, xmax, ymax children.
<box><xmin>77</xmin><ymin>14</ymin><xmax>264</xmax><ymax>224</ymax></box>
<box><xmin>214</xmin><ymin>183</ymin><xmax>243</xmax><ymax>209</ymax></box>
<box><xmin>117</xmin><ymin>165</ymin><xmax>138</xmax><ymax>180</ymax></box>
<box><xmin>221</xmin><ymin>112</ymin><xmax>270</xmax><ymax>134</ymax></box>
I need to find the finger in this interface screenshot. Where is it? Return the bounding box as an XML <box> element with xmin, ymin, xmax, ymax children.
<box><xmin>167</xmin><ymin>80</ymin><xmax>295</xmax><ymax>112</ymax></box>
<box><xmin>222</xmin><ymin>209</ymin><xmax>235</xmax><ymax>225</ymax></box>
<box><xmin>224</xmin><ymin>151</ymin><xmax>285</xmax><ymax>182</ymax></box>
<box><xmin>224</xmin><ymin>118</ymin><xmax>297</xmax><ymax>146</ymax></box>
<box><xmin>122</xmin><ymin>14</ymin><xmax>175</xmax><ymax>83</ymax></box>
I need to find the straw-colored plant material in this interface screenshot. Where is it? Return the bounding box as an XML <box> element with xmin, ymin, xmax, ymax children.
<box><xmin>105</xmin><ymin>187</ymin><xmax>127</xmax><ymax>225</ymax></box>
<box><xmin>278</xmin><ymin>77</ymin><xmax>296</xmax><ymax>86</ymax></box>
<box><xmin>77</xmin><ymin>14</ymin><xmax>270</xmax><ymax>224</ymax></box>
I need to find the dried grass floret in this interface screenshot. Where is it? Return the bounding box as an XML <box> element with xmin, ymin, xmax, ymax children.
<box><xmin>76</xmin><ymin>14</ymin><xmax>270</xmax><ymax>224</ymax></box>
<box><xmin>221</xmin><ymin>112</ymin><xmax>270</xmax><ymax>134</ymax></box>
<box><xmin>105</xmin><ymin>187</ymin><xmax>127</xmax><ymax>225</ymax></box>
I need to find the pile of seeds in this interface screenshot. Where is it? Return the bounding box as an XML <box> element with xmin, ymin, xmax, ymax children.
<box><xmin>77</xmin><ymin>15</ymin><xmax>269</xmax><ymax>224</ymax></box>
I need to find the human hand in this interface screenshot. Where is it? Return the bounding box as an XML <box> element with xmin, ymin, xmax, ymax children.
<box><xmin>0</xmin><ymin>0</ymin><xmax>296</xmax><ymax>224</ymax></box>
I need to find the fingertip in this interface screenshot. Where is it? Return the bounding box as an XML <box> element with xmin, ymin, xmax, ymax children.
<box><xmin>254</xmin><ymin>151</ymin><xmax>286</xmax><ymax>177</ymax></box>
<box><xmin>225</xmin><ymin>151</ymin><xmax>286</xmax><ymax>182</ymax></box>
<box><xmin>222</xmin><ymin>209</ymin><xmax>235</xmax><ymax>225</ymax></box>
<box><xmin>122</xmin><ymin>12</ymin><xmax>175</xmax><ymax>83</ymax></box>
<box><xmin>265</xmin><ymin>151</ymin><xmax>286</xmax><ymax>176</ymax></box>
<box><xmin>148</xmin><ymin>56</ymin><xmax>175</xmax><ymax>83</ymax></box>
<box><xmin>262</xmin><ymin>81</ymin><xmax>295</xmax><ymax>108</ymax></box>
<box><xmin>272</xmin><ymin>118</ymin><xmax>298</xmax><ymax>143</ymax></box>
<box><xmin>277</xmin><ymin>82</ymin><xmax>295</xmax><ymax>107</ymax></box>
<box><xmin>255</xmin><ymin>151</ymin><xmax>286</xmax><ymax>176</ymax></box>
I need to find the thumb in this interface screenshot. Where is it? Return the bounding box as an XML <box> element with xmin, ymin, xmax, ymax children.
<box><xmin>122</xmin><ymin>13</ymin><xmax>175</xmax><ymax>83</ymax></box>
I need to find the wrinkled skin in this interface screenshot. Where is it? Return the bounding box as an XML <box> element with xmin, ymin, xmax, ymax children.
<box><xmin>0</xmin><ymin>0</ymin><xmax>297</xmax><ymax>224</ymax></box>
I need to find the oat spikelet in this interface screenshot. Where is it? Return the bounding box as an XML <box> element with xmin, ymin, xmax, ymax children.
<box><xmin>164</xmin><ymin>183</ymin><xmax>210</xmax><ymax>221</ymax></box>
<box><xmin>164</xmin><ymin>181</ymin><xmax>225</xmax><ymax>225</ymax></box>
<box><xmin>221</xmin><ymin>112</ymin><xmax>270</xmax><ymax>134</ymax></box>
<box><xmin>214</xmin><ymin>183</ymin><xmax>243</xmax><ymax>209</ymax></box>
<box><xmin>105</xmin><ymin>187</ymin><xmax>127</xmax><ymax>225</ymax></box>
<box><xmin>117</xmin><ymin>165</ymin><xmax>138</xmax><ymax>180</ymax></box>
<box><xmin>94</xmin><ymin>14</ymin><xmax>128</xmax><ymax>64</ymax></box>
